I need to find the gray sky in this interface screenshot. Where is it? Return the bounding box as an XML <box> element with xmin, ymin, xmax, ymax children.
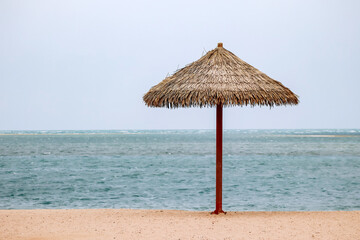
<box><xmin>1</xmin><ymin>0</ymin><xmax>359</xmax><ymax>130</ymax></box>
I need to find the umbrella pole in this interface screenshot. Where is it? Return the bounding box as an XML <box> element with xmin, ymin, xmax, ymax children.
<box><xmin>211</xmin><ymin>104</ymin><xmax>226</xmax><ymax>214</ymax></box>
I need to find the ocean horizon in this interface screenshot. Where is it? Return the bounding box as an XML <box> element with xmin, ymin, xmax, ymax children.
<box><xmin>1</xmin><ymin>129</ymin><xmax>359</xmax><ymax>211</ymax></box>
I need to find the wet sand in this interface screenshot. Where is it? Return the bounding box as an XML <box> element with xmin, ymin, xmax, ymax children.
<box><xmin>1</xmin><ymin>209</ymin><xmax>359</xmax><ymax>240</ymax></box>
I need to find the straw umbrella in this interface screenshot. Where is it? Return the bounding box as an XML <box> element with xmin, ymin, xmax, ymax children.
<box><xmin>143</xmin><ymin>43</ymin><xmax>299</xmax><ymax>214</ymax></box>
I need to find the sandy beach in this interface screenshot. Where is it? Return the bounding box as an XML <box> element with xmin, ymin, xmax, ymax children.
<box><xmin>1</xmin><ymin>209</ymin><xmax>359</xmax><ymax>240</ymax></box>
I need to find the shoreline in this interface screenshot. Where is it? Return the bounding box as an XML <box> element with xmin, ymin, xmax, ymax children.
<box><xmin>1</xmin><ymin>209</ymin><xmax>359</xmax><ymax>240</ymax></box>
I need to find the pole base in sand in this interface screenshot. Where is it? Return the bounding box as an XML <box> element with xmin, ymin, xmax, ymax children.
<box><xmin>211</xmin><ymin>209</ymin><xmax>226</xmax><ymax>215</ymax></box>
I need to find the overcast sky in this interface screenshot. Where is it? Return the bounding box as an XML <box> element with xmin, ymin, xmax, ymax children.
<box><xmin>1</xmin><ymin>0</ymin><xmax>359</xmax><ymax>130</ymax></box>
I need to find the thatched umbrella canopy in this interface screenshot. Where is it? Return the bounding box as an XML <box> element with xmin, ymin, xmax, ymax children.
<box><xmin>143</xmin><ymin>43</ymin><xmax>299</xmax><ymax>214</ymax></box>
<box><xmin>144</xmin><ymin>43</ymin><xmax>298</xmax><ymax>108</ymax></box>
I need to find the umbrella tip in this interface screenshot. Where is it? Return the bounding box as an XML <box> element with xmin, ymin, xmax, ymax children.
<box><xmin>217</xmin><ymin>42</ymin><xmax>223</xmax><ymax>48</ymax></box>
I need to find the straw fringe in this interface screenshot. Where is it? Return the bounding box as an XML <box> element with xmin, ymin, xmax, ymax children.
<box><xmin>144</xmin><ymin>45</ymin><xmax>299</xmax><ymax>108</ymax></box>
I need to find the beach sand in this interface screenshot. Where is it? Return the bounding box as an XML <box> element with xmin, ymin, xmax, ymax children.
<box><xmin>0</xmin><ymin>209</ymin><xmax>359</xmax><ymax>240</ymax></box>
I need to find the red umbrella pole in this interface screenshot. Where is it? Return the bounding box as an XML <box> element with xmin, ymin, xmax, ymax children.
<box><xmin>211</xmin><ymin>104</ymin><xmax>226</xmax><ymax>214</ymax></box>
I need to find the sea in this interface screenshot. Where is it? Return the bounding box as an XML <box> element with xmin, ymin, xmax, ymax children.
<box><xmin>0</xmin><ymin>129</ymin><xmax>359</xmax><ymax>211</ymax></box>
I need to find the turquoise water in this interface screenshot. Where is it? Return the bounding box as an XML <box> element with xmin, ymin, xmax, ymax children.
<box><xmin>0</xmin><ymin>129</ymin><xmax>359</xmax><ymax>211</ymax></box>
